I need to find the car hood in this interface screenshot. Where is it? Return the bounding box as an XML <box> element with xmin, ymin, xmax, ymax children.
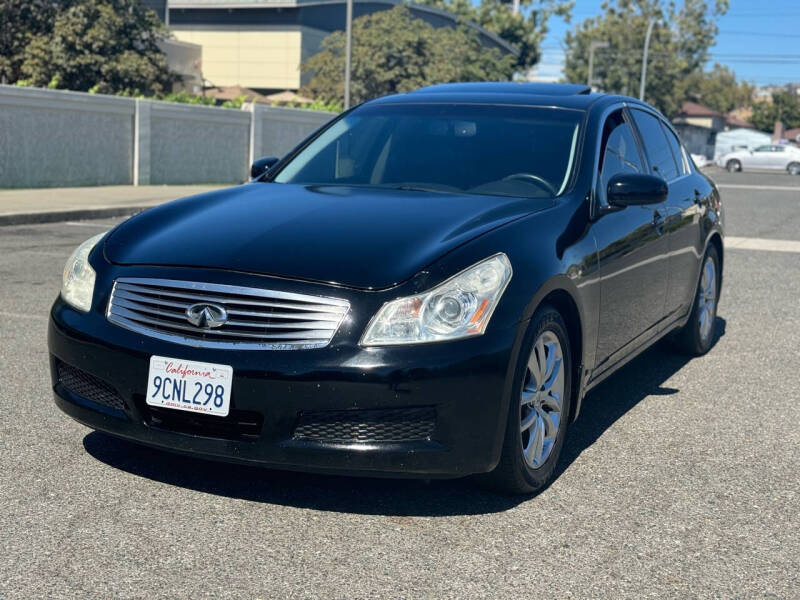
<box><xmin>105</xmin><ymin>183</ymin><xmax>552</xmax><ymax>290</ymax></box>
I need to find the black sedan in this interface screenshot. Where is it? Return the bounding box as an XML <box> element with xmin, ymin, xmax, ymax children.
<box><xmin>49</xmin><ymin>82</ymin><xmax>723</xmax><ymax>493</ymax></box>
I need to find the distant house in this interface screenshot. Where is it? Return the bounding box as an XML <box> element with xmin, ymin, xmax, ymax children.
<box><xmin>672</xmin><ymin>101</ymin><xmax>755</xmax><ymax>159</ymax></box>
<box><xmin>783</xmin><ymin>128</ymin><xmax>800</xmax><ymax>145</ymax></box>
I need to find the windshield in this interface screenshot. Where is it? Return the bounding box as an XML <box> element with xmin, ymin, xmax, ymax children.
<box><xmin>272</xmin><ymin>103</ymin><xmax>583</xmax><ymax>199</ymax></box>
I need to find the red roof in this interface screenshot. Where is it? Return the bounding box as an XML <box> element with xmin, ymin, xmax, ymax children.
<box><xmin>726</xmin><ymin>114</ymin><xmax>754</xmax><ymax>129</ymax></box>
<box><xmin>679</xmin><ymin>101</ymin><xmax>723</xmax><ymax>118</ymax></box>
<box><xmin>784</xmin><ymin>127</ymin><xmax>800</xmax><ymax>141</ymax></box>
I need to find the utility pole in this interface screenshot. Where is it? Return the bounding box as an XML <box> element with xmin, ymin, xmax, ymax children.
<box><xmin>164</xmin><ymin>0</ymin><xmax>169</xmax><ymax>27</ymax></box>
<box><xmin>639</xmin><ymin>18</ymin><xmax>656</xmax><ymax>100</ymax></box>
<box><xmin>512</xmin><ymin>0</ymin><xmax>520</xmax><ymax>15</ymax></box>
<box><xmin>587</xmin><ymin>41</ymin><xmax>609</xmax><ymax>89</ymax></box>
<box><xmin>344</xmin><ymin>0</ymin><xmax>353</xmax><ymax>110</ymax></box>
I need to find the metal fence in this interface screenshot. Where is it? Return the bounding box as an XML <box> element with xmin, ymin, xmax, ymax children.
<box><xmin>0</xmin><ymin>84</ymin><xmax>333</xmax><ymax>188</ymax></box>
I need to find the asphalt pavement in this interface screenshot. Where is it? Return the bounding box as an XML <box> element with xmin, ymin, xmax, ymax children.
<box><xmin>0</xmin><ymin>172</ymin><xmax>798</xmax><ymax>599</ymax></box>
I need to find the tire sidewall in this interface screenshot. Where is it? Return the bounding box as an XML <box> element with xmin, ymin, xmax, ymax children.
<box><xmin>726</xmin><ymin>159</ymin><xmax>741</xmax><ymax>172</ymax></box>
<box><xmin>689</xmin><ymin>245</ymin><xmax>720</xmax><ymax>354</ymax></box>
<box><xmin>788</xmin><ymin>162</ymin><xmax>800</xmax><ymax>176</ymax></box>
<box><xmin>504</xmin><ymin>306</ymin><xmax>573</xmax><ymax>491</ymax></box>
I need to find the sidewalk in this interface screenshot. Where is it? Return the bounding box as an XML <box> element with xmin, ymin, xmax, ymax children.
<box><xmin>0</xmin><ymin>185</ymin><xmax>223</xmax><ymax>226</ymax></box>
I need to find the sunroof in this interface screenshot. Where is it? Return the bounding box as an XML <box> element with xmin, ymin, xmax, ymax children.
<box><xmin>413</xmin><ymin>82</ymin><xmax>593</xmax><ymax>96</ymax></box>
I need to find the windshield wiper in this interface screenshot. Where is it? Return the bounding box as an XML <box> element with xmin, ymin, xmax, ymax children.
<box><xmin>384</xmin><ymin>185</ymin><xmax>459</xmax><ymax>194</ymax></box>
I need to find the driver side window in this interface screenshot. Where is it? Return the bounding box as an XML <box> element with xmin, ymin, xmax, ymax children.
<box><xmin>598</xmin><ymin>111</ymin><xmax>644</xmax><ymax>205</ymax></box>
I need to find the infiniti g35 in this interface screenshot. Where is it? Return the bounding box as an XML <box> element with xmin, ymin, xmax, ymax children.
<box><xmin>49</xmin><ymin>83</ymin><xmax>724</xmax><ymax>493</ymax></box>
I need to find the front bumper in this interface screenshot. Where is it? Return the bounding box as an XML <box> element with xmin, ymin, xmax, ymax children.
<box><xmin>49</xmin><ymin>295</ymin><xmax>520</xmax><ymax>478</ymax></box>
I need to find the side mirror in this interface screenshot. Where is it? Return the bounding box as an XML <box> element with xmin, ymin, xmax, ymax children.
<box><xmin>250</xmin><ymin>156</ymin><xmax>280</xmax><ymax>179</ymax></box>
<box><xmin>607</xmin><ymin>173</ymin><xmax>667</xmax><ymax>207</ymax></box>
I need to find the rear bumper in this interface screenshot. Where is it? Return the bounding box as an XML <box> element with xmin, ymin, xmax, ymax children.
<box><xmin>48</xmin><ymin>298</ymin><xmax>521</xmax><ymax>478</ymax></box>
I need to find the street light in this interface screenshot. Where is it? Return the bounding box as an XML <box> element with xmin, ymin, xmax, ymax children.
<box><xmin>587</xmin><ymin>41</ymin><xmax>609</xmax><ymax>90</ymax></box>
<box><xmin>344</xmin><ymin>0</ymin><xmax>353</xmax><ymax>110</ymax></box>
<box><xmin>639</xmin><ymin>18</ymin><xmax>656</xmax><ymax>100</ymax></box>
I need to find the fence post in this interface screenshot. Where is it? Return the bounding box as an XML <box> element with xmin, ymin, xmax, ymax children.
<box><xmin>133</xmin><ymin>99</ymin><xmax>151</xmax><ymax>186</ymax></box>
<box><xmin>246</xmin><ymin>102</ymin><xmax>263</xmax><ymax>170</ymax></box>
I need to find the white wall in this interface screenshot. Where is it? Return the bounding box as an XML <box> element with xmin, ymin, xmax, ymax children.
<box><xmin>0</xmin><ymin>85</ymin><xmax>333</xmax><ymax>189</ymax></box>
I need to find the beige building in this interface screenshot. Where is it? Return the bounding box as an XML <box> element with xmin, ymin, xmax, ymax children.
<box><xmin>171</xmin><ymin>26</ymin><xmax>326</xmax><ymax>90</ymax></box>
<box><xmin>154</xmin><ymin>0</ymin><xmax>518</xmax><ymax>93</ymax></box>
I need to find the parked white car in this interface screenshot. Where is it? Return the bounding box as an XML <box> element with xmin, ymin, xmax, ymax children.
<box><xmin>691</xmin><ymin>153</ymin><xmax>710</xmax><ymax>168</ymax></box>
<box><xmin>717</xmin><ymin>144</ymin><xmax>800</xmax><ymax>174</ymax></box>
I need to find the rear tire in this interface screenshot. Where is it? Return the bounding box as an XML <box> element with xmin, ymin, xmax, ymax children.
<box><xmin>726</xmin><ymin>159</ymin><xmax>741</xmax><ymax>173</ymax></box>
<box><xmin>673</xmin><ymin>245</ymin><xmax>720</xmax><ymax>356</ymax></box>
<box><xmin>480</xmin><ymin>305</ymin><xmax>573</xmax><ymax>494</ymax></box>
<box><xmin>787</xmin><ymin>162</ymin><xmax>800</xmax><ymax>176</ymax></box>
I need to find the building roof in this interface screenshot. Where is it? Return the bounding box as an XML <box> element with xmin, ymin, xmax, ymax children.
<box><xmin>678</xmin><ymin>101</ymin><xmax>723</xmax><ymax>118</ymax></box>
<box><xmin>204</xmin><ymin>85</ymin><xmax>270</xmax><ymax>103</ymax></box>
<box><xmin>264</xmin><ymin>90</ymin><xmax>314</xmax><ymax>105</ymax></box>
<box><xmin>784</xmin><ymin>128</ymin><xmax>800</xmax><ymax>142</ymax></box>
<box><xmin>725</xmin><ymin>114</ymin><xmax>755</xmax><ymax>129</ymax></box>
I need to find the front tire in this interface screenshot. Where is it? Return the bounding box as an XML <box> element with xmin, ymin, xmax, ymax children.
<box><xmin>674</xmin><ymin>245</ymin><xmax>720</xmax><ymax>356</ymax></box>
<box><xmin>787</xmin><ymin>162</ymin><xmax>800</xmax><ymax>176</ymax></box>
<box><xmin>726</xmin><ymin>159</ymin><xmax>742</xmax><ymax>173</ymax></box>
<box><xmin>482</xmin><ymin>305</ymin><xmax>573</xmax><ymax>494</ymax></box>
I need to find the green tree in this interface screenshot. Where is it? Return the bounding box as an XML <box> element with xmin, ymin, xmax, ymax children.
<box><xmin>301</xmin><ymin>6</ymin><xmax>516</xmax><ymax>105</ymax></box>
<box><xmin>679</xmin><ymin>63</ymin><xmax>754</xmax><ymax>114</ymax></box>
<box><xmin>563</xmin><ymin>0</ymin><xmax>729</xmax><ymax>116</ymax></box>
<box><xmin>750</xmin><ymin>92</ymin><xmax>800</xmax><ymax>133</ymax></box>
<box><xmin>417</xmin><ymin>0</ymin><xmax>573</xmax><ymax>70</ymax></box>
<box><xmin>0</xmin><ymin>0</ymin><xmax>60</xmax><ymax>84</ymax></box>
<box><xmin>18</xmin><ymin>0</ymin><xmax>174</xmax><ymax>95</ymax></box>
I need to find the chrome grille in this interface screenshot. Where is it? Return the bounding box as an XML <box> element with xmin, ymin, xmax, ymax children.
<box><xmin>107</xmin><ymin>278</ymin><xmax>349</xmax><ymax>350</ymax></box>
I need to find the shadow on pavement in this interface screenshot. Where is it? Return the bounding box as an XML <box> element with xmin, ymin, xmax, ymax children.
<box><xmin>83</xmin><ymin>317</ymin><xmax>725</xmax><ymax>517</ymax></box>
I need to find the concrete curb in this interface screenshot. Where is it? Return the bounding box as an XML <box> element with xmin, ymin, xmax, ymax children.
<box><xmin>0</xmin><ymin>204</ymin><xmax>155</xmax><ymax>227</ymax></box>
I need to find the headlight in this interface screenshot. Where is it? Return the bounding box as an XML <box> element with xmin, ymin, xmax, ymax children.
<box><xmin>61</xmin><ymin>232</ymin><xmax>106</xmax><ymax>312</ymax></box>
<box><xmin>360</xmin><ymin>253</ymin><xmax>512</xmax><ymax>346</ymax></box>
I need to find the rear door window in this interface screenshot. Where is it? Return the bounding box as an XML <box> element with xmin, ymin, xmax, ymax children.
<box><xmin>631</xmin><ymin>109</ymin><xmax>679</xmax><ymax>181</ymax></box>
<box><xmin>660</xmin><ymin>123</ymin><xmax>688</xmax><ymax>176</ymax></box>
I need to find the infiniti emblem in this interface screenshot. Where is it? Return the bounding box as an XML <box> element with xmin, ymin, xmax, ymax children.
<box><xmin>185</xmin><ymin>303</ymin><xmax>228</xmax><ymax>329</ymax></box>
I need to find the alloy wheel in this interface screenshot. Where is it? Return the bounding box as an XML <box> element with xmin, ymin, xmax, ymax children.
<box><xmin>697</xmin><ymin>256</ymin><xmax>717</xmax><ymax>342</ymax></box>
<box><xmin>520</xmin><ymin>331</ymin><xmax>565</xmax><ymax>469</ymax></box>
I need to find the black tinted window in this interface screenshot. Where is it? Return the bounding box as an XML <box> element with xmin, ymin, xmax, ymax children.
<box><xmin>599</xmin><ymin>112</ymin><xmax>643</xmax><ymax>201</ymax></box>
<box><xmin>661</xmin><ymin>123</ymin><xmax>687</xmax><ymax>176</ymax></box>
<box><xmin>274</xmin><ymin>104</ymin><xmax>583</xmax><ymax>198</ymax></box>
<box><xmin>631</xmin><ymin>109</ymin><xmax>679</xmax><ymax>181</ymax></box>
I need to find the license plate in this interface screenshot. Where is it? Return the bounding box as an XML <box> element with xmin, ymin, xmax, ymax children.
<box><xmin>146</xmin><ymin>355</ymin><xmax>233</xmax><ymax>417</ymax></box>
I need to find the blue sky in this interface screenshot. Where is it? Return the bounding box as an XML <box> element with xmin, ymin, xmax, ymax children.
<box><xmin>536</xmin><ymin>0</ymin><xmax>800</xmax><ymax>86</ymax></box>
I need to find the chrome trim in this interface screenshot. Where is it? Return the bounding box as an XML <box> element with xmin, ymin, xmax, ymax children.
<box><xmin>106</xmin><ymin>278</ymin><xmax>349</xmax><ymax>350</ymax></box>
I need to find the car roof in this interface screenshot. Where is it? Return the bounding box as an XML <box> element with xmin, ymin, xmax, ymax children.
<box><xmin>367</xmin><ymin>82</ymin><xmax>653</xmax><ymax>113</ymax></box>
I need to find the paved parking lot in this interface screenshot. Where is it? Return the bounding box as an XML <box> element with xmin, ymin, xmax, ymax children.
<box><xmin>1</xmin><ymin>171</ymin><xmax>798</xmax><ymax>599</ymax></box>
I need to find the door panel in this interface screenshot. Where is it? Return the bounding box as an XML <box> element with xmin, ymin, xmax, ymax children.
<box><xmin>768</xmin><ymin>147</ymin><xmax>787</xmax><ymax>169</ymax></box>
<box><xmin>592</xmin><ymin>109</ymin><xmax>669</xmax><ymax>370</ymax></box>
<box><xmin>593</xmin><ymin>208</ymin><xmax>669</xmax><ymax>367</ymax></box>
<box><xmin>662</xmin><ymin>175</ymin><xmax>703</xmax><ymax>317</ymax></box>
<box><xmin>746</xmin><ymin>147</ymin><xmax>771</xmax><ymax>169</ymax></box>
<box><xmin>659</xmin><ymin>123</ymin><xmax>703</xmax><ymax>318</ymax></box>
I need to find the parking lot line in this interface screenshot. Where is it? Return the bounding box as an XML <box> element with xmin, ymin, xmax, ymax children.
<box><xmin>64</xmin><ymin>221</ymin><xmax>116</xmax><ymax>227</ymax></box>
<box><xmin>717</xmin><ymin>184</ymin><xmax>800</xmax><ymax>192</ymax></box>
<box><xmin>726</xmin><ymin>236</ymin><xmax>800</xmax><ymax>253</ymax></box>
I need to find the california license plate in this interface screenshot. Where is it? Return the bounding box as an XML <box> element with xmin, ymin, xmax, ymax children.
<box><xmin>145</xmin><ymin>355</ymin><xmax>233</xmax><ymax>417</ymax></box>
